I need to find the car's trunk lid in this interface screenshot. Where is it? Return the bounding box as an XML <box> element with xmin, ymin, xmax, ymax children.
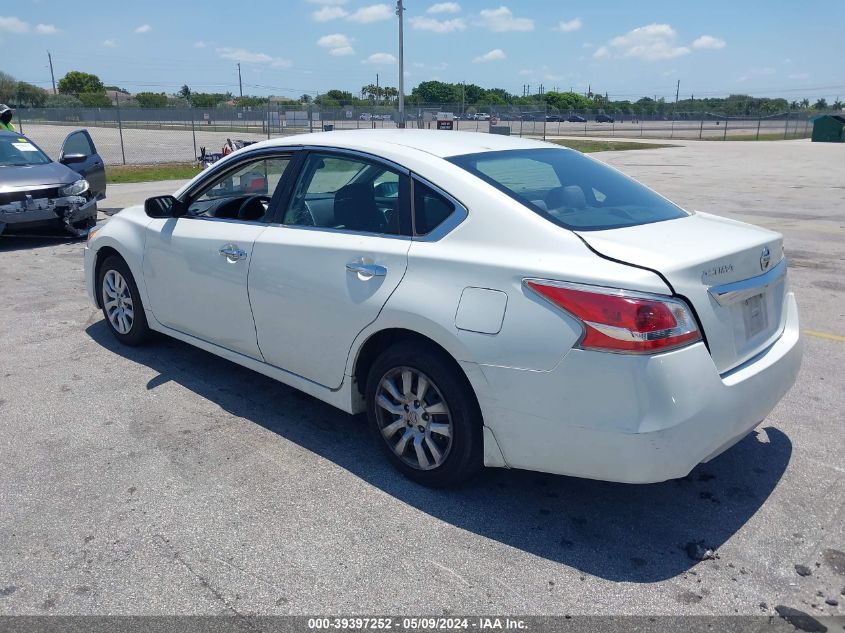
<box><xmin>575</xmin><ymin>212</ymin><xmax>788</xmax><ymax>374</ymax></box>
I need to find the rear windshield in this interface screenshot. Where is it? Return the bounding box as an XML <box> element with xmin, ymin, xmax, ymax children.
<box><xmin>448</xmin><ymin>148</ymin><xmax>689</xmax><ymax>231</ymax></box>
<box><xmin>0</xmin><ymin>136</ymin><xmax>51</xmax><ymax>167</ymax></box>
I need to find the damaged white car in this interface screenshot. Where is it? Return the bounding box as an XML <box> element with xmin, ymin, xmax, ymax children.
<box><xmin>0</xmin><ymin>129</ymin><xmax>106</xmax><ymax>237</ymax></box>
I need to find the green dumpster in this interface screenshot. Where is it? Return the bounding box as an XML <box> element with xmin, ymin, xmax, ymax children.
<box><xmin>811</xmin><ymin>114</ymin><xmax>845</xmax><ymax>142</ymax></box>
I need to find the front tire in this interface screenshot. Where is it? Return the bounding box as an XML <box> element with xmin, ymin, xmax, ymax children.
<box><xmin>97</xmin><ymin>255</ymin><xmax>150</xmax><ymax>346</ymax></box>
<box><xmin>365</xmin><ymin>341</ymin><xmax>482</xmax><ymax>487</ymax></box>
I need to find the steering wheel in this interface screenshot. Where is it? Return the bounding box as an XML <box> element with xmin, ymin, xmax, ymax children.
<box><xmin>237</xmin><ymin>195</ymin><xmax>271</xmax><ymax>221</ymax></box>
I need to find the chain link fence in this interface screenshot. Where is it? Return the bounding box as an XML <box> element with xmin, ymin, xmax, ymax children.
<box><xmin>13</xmin><ymin>104</ymin><xmax>817</xmax><ymax>166</ymax></box>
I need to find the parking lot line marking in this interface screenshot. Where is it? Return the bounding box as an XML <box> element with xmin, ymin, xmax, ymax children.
<box><xmin>804</xmin><ymin>329</ymin><xmax>845</xmax><ymax>342</ymax></box>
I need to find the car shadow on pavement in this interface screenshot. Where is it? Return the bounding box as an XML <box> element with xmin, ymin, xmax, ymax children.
<box><xmin>86</xmin><ymin>321</ymin><xmax>792</xmax><ymax>584</ymax></box>
<box><xmin>0</xmin><ymin>234</ymin><xmax>84</xmax><ymax>252</ymax></box>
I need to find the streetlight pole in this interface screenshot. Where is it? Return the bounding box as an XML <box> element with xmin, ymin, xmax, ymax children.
<box><xmin>237</xmin><ymin>63</ymin><xmax>243</xmax><ymax>98</ymax></box>
<box><xmin>396</xmin><ymin>0</ymin><xmax>405</xmax><ymax>127</ymax></box>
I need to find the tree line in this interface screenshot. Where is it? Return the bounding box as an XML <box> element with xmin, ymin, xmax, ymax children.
<box><xmin>1</xmin><ymin>71</ymin><xmax>840</xmax><ymax>115</ymax></box>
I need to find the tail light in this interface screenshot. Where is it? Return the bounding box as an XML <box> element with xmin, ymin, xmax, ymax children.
<box><xmin>525</xmin><ymin>279</ymin><xmax>702</xmax><ymax>354</ymax></box>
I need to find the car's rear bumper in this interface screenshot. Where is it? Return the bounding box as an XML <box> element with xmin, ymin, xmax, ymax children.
<box><xmin>471</xmin><ymin>292</ymin><xmax>801</xmax><ymax>483</ymax></box>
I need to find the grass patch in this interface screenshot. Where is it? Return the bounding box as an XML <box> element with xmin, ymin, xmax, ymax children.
<box><xmin>549</xmin><ymin>139</ymin><xmax>675</xmax><ymax>152</ymax></box>
<box><xmin>107</xmin><ymin>162</ymin><xmax>202</xmax><ymax>184</ymax></box>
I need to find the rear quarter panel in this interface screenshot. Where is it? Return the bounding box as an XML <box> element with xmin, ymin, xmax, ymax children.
<box><xmin>349</xmin><ymin>157</ymin><xmax>673</xmax><ymax>374</ymax></box>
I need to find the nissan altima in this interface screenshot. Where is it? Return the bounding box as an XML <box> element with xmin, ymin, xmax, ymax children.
<box><xmin>83</xmin><ymin>130</ymin><xmax>801</xmax><ymax>487</ymax></box>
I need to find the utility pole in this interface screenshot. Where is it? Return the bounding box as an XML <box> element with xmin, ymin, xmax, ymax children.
<box><xmin>47</xmin><ymin>51</ymin><xmax>56</xmax><ymax>93</ymax></box>
<box><xmin>396</xmin><ymin>0</ymin><xmax>405</xmax><ymax>127</ymax></box>
<box><xmin>237</xmin><ymin>63</ymin><xmax>243</xmax><ymax>98</ymax></box>
<box><xmin>376</xmin><ymin>73</ymin><xmax>379</xmax><ymax>106</ymax></box>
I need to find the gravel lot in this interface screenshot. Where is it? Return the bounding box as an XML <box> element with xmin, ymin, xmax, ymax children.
<box><xmin>0</xmin><ymin>138</ymin><xmax>843</xmax><ymax>621</ymax></box>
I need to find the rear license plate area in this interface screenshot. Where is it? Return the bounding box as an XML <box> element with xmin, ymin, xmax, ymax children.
<box><xmin>742</xmin><ymin>293</ymin><xmax>768</xmax><ymax>339</ymax></box>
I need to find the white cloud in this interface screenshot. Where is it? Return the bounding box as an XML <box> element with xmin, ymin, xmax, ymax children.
<box><xmin>788</xmin><ymin>72</ymin><xmax>809</xmax><ymax>80</ymax></box>
<box><xmin>194</xmin><ymin>41</ymin><xmax>206</xmax><ymax>48</ymax></box>
<box><xmin>307</xmin><ymin>0</ymin><xmax>348</xmax><ymax>4</ymax></box>
<box><xmin>518</xmin><ymin>69</ymin><xmax>532</xmax><ymax>76</ymax></box>
<box><xmin>35</xmin><ymin>23</ymin><xmax>59</xmax><ymax>34</ymax></box>
<box><xmin>473</xmin><ymin>48</ymin><xmax>506</xmax><ymax>63</ymax></box>
<box><xmin>348</xmin><ymin>4</ymin><xmax>392</xmax><ymax>23</ymax></box>
<box><xmin>318</xmin><ymin>33</ymin><xmax>352</xmax><ymax>48</ymax></box>
<box><xmin>409</xmin><ymin>16</ymin><xmax>465</xmax><ymax>33</ymax></box>
<box><xmin>313</xmin><ymin>6</ymin><xmax>348</xmax><ymax>21</ymax></box>
<box><xmin>218</xmin><ymin>47</ymin><xmax>292</xmax><ymax>68</ymax></box>
<box><xmin>102</xmin><ymin>39</ymin><xmax>116</xmax><ymax>47</ymax></box>
<box><xmin>692</xmin><ymin>35</ymin><xmax>726</xmax><ymax>50</ymax></box>
<box><xmin>427</xmin><ymin>2</ymin><xmax>461</xmax><ymax>13</ymax></box>
<box><xmin>582</xmin><ymin>42</ymin><xmax>593</xmax><ymax>48</ymax></box>
<box><xmin>134</xmin><ymin>24</ymin><xmax>151</xmax><ymax>34</ymax></box>
<box><xmin>555</xmin><ymin>17</ymin><xmax>582</xmax><ymax>32</ymax></box>
<box><xmin>318</xmin><ymin>33</ymin><xmax>355</xmax><ymax>55</ymax></box>
<box><xmin>477</xmin><ymin>6</ymin><xmax>533</xmax><ymax>32</ymax></box>
<box><xmin>362</xmin><ymin>52</ymin><xmax>396</xmax><ymax>64</ymax></box>
<box><xmin>597</xmin><ymin>24</ymin><xmax>689</xmax><ymax>61</ymax></box>
<box><xmin>0</xmin><ymin>16</ymin><xmax>29</xmax><ymax>33</ymax></box>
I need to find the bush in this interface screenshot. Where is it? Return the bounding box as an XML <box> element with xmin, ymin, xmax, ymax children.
<box><xmin>46</xmin><ymin>94</ymin><xmax>84</xmax><ymax>108</ymax></box>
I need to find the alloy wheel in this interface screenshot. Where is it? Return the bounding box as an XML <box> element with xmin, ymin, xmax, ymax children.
<box><xmin>374</xmin><ymin>367</ymin><xmax>453</xmax><ymax>470</ymax></box>
<box><xmin>102</xmin><ymin>269</ymin><xmax>134</xmax><ymax>335</ymax></box>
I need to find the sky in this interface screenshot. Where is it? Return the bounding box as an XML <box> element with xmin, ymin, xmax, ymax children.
<box><xmin>3</xmin><ymin>0</ymin><xmax>844</xmax><ymax>102</ymax></box>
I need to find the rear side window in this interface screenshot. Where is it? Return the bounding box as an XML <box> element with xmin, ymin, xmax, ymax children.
<box><xmin>448</xmin><ymin>148</ymin><xmax>688</xmax><ymax>231</ymax></box>
<box><xmin>283</xmin><ymin>153</ymin><xmax>410</xmax><ymax>236</ymax></box>
<box><xmin>413</xmin><ymin>180</ymin><xmax>455</xmax><ymax>235</ymax></box>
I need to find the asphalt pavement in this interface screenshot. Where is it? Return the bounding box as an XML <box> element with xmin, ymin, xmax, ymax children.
<box><xmin>0</xmin><ymin>138</ymin><xmax>843</xmax><ymax>621</ymax></box>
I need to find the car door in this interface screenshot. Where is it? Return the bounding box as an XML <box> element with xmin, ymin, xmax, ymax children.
<box><xmin>249</xmin><ymin>150</ymin><xmax>412</xmax><ymax>389</ymax></box>
<box><xmin>142</xmin><ymin>152</ymin><xmax>293</xmax><ymax>359</ymax></box>
<box><xmin>60</xmin><ymin>129</ymin><xmax>106</xmax><ymax>200</ymax></box>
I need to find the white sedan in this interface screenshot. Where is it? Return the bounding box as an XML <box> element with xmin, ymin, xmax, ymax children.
<box><xmin>84</xmin><ymin>130</ymin><xmax>801</xmax><ymax>487</ymax></box>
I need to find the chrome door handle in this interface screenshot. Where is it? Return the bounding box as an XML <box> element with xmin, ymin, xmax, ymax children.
<box><xmin>219</xmin><ymin>244</ymin><xmax>247</xmax><ymax>262</ymax></box>
<box><xmin>346</xmin><ymin>261</ymin><xmax>387</xmax><ymax>278</ymax></box>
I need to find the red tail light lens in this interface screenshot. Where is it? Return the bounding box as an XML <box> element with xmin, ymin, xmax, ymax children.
<box><xmin>525</xmin><ymin>280</ymin><xmax>702</xmax><ymax>353</ymax></box>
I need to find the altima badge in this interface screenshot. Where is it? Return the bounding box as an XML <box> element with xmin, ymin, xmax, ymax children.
<box><xmin>760</xmin><ymin>246</ymin><xmax>771</xmax><ymax>271</ymax></box>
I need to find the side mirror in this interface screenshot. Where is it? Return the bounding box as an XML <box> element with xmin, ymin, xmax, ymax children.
<box><xmin>61</xmin><ymin>153</ymin><xmax>88</xmax><ymax>164</ymax></box>
<box><xmin>144</xmin><ymin>195</ymin><xmax>186</xmax><ymax>218</ymax></box>
<box><xmin>374</xmin><ymin>181</ymin><xmax>398</xmax><ymax>198</ymax></box>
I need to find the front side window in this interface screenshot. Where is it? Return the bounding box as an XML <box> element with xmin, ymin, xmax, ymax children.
<box><xmin>283</xmin><ymin>153</ymin><xmax>409</xmax><ymax>235</ymax></box>
<box><xmin>187</xmin><ymin>156</ymin><xmax>291</xmax><ymax>221</ymax></box>
<box><xmin>63</xmin><ymin>132</ymin><xmax>94</xmax><ymax>156</ymax></box>
<box><xmin>448</xmin><ymin>148</ymin><xmax>689</xmax><ymax>231</ymax></box>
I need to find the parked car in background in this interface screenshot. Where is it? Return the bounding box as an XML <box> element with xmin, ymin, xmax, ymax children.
<box><xmin>359</xmin><ymin>113</ymin><xmax>373</xmax><ymax>121</ymax></box>
<box><xmin>474</xmin><ymin>113</ymin><xmax>491</xmax><ymax>121</ymax></box>
<box><xmin>567</xmin><ymin>114</ymin><xmax>587</xmax><ymax>123</ymax></box>
<box><xmin>85</xmin><ymin>130</ymin><xmax>801</xmax><ymax>487</ymax></box>
<box><xmin>546</xmin><ymin>114</ymin><xmax>563</xmax><ymax>122</ymax></box>
<box><xmin>596</xmin><ymin>114</ymin><xmax>615</xmax><ymax>123</ymax></box>
<box><xmin>0</xmin><ymin>129</ymin><xmax>105</xmax><ymax>237</ymax></box>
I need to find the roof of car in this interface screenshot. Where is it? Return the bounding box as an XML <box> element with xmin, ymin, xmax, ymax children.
<box><xmin>258</xmin><ymin>129</ymin><xmax>555</xmax><ymax>159</ymax></box>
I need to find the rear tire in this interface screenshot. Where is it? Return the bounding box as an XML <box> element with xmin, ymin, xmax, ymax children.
<box><xmin>97</xmin><ymin>255</ymin><xmax>150</xmax><ymax>346</ymax></box>
<box><xmin>365</xmin><ymin>341</ymin><xmax>483</xmax><ymax>487</ymax></box>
